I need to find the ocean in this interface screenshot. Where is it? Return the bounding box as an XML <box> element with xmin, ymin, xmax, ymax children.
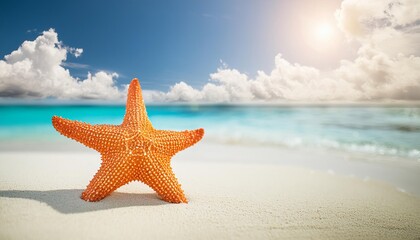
<box><xmin>0</xmin><ymin>105</ymin><xmax>419</xmax><ymax>161</ymax></box>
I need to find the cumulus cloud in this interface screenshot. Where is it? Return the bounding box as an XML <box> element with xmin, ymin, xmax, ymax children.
<box><xmin>148</xmin><ymin>0</ymin><xmax>420</xmax><ymax>103</ymax></box>
<box><xmin>1</xmin><ymin>0</ymin><xmax>419</xmax><ymax>103</ymax></box>
<box><xmin>0</xmin><ymin>28</ymin><xmax>123</xmax><ymax>100</ymax></box>
<box><xmin>335</xmin><ymin>0</ymin><xmax>420</xmax><ymax>56</ymax></box>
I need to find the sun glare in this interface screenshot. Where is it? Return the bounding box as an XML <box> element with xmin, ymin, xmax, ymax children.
<box><xmin>315</xmin><ymin>23</ymin><xmax>333</xmax><ymax>41</ymax></box>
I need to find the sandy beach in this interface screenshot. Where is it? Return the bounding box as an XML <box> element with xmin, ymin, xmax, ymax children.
<box><xmin>2</xmin><ymin>0</ymin><xmax>420</xmax><ymax>238</ymax></box>
<box><xmin>1</xmin><ymin>142</ymin><xmax>419</xmax><ymax>240</ymax></box>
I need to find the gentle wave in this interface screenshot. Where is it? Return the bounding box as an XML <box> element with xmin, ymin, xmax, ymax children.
<box><xmin>325</xmin><ymin>123</ymin><xmax>420</xmax><ymax>132</ymax></box>
<box><xmin>202</xmin><ymin>131</ymin><xmax>420</xmax><ymax>160</ymax></box>
<box><xmin>1</xmin><ymin>105</ymin><xmax>419</xmax><ymax>160</ymax></box>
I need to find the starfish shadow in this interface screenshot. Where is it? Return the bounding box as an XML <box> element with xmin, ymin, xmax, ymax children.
<box><xmin>0</xmin><ymin>189</ymin><xmax>168</xmax><ymax>214</ymax></box>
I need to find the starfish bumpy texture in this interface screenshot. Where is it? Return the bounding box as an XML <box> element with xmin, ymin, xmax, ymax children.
<box><xmin>52</xmin><ymin>78</ymin><xmax>204</xmax><ymax>203</ymax></box>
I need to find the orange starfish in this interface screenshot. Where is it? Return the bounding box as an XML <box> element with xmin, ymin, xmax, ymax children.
<box><xmin>52</xmin><ymin>78</ymin><xmax>204</xmax><ymax>203</ymax></box>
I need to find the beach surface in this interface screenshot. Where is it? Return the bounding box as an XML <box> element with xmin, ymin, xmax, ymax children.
<box><xmin>1</xmin><ymin>143</ymin><xmax>419</xmax><ymax>240</ymax></box>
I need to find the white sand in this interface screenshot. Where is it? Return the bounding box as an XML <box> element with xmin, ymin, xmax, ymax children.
<box><xmin>0</xmin><ymin>143</ymin><xmax>419</xmax><ymax>239</ymax></box>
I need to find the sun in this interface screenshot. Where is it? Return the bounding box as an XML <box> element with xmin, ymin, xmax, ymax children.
<box><xmin>314</xmin><ymin>23</ymin><xmax>333</xmax><ymax>41</ymax></box>
<box><xmin>305</xmin><ymin>21</ymin><xmax>338</xmax><ymax>52</ymax></box>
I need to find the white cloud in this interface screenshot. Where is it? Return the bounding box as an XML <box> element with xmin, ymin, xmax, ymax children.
<box><xmin>0</xmin><ymin>28</ymin><xmax>123</xmax><ymax>100</ymax></box>
<box><xmin>61</xmin><ymin>62</ymin><xmax>89</xmax><ymax>69</ymax></box>
<box><xmin>148</xmin><ymin>49</ymin><xmax>420</xmax><ymax>102</ymax></box>
<box><xmin>67</xmin><ymin>47</ymin><xmax>83</xmax><ymax>58</ymax></box>
<box><xmin>146</xmin><ymin>0</ymin><xmax>420</xmax><ymax>103</ymax></box>
<box><xmin>335</xmin><ymin>0</ymin><xmax>420</xmax><ymax>56</ymax></box>
<box><xmin>2</xmin><ymin>0</ymin><xmax>420</xmax><ymax>103</ymax></box>
<box><xmin>26</xmin><ymin>28</ymin><xmax>38</xmax><ymax>33</ymax></box>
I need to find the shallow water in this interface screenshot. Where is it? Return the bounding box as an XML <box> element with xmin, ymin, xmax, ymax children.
<box><xmin>1</xmin><ymin>105</ymin><xmax>419</xmax><ymax>160</ymax></box>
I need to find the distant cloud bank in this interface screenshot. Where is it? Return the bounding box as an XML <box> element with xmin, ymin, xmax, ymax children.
<box><xmin>1</xmin><ymin>0</ymin><xmax>419</xmax><ymax>102</ymax></box>
<box><xmin>153</xmin><ymin>0</ymin><xmax>420</xmax><ymax>102</ymax></box>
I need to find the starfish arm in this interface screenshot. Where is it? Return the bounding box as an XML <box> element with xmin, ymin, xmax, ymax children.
<box><xmin>52</xmin><ymin>116</ymin><xmax>122</xmax><ymax>153</ymax></box>
<box><xmin>153</xmin><ymin>128</ymin><xmax>204</xmax><ymax>158</ymax></box>
<box><xmin>139</xmin><ymin>153</ymin><xmax>188</xmax><ymax>203</ymax></box>
<box><xmin>122</xmin><ymin>79</ymin><xmax>153</xmax><ymax>131</ymax></box>
<box><xmin>81</xmin><ymin>154</ymin><xmax>133</xmax><ymax>202</ymax></box>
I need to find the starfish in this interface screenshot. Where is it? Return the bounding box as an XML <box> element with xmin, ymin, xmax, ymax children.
<box><xmin>52</xmin><ymin>78</ymin><xmax>204</xmax><ymax>203</ymax></box>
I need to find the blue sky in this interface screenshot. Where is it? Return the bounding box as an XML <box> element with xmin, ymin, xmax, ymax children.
<box><xmin>1</xmin><ymin>0</ymin><xmax>345</xmax><ymax>90</ymax></box>
<box><xmin>0</xmin><ymin>0</ymin><xmax>419</xmax><ymax>102</ymax></box>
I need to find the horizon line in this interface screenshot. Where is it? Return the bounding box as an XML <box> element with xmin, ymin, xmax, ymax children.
<box><xmin>1</xmin><ymin>99</ymin><xmax>420</xmax><ymax>107</ymax></box>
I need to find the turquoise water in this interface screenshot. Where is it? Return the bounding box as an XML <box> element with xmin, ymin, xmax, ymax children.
<box><xmin>0</xmin><ymin>105</ymin><xmax>419</xmax><ymax>160</ymax></box>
